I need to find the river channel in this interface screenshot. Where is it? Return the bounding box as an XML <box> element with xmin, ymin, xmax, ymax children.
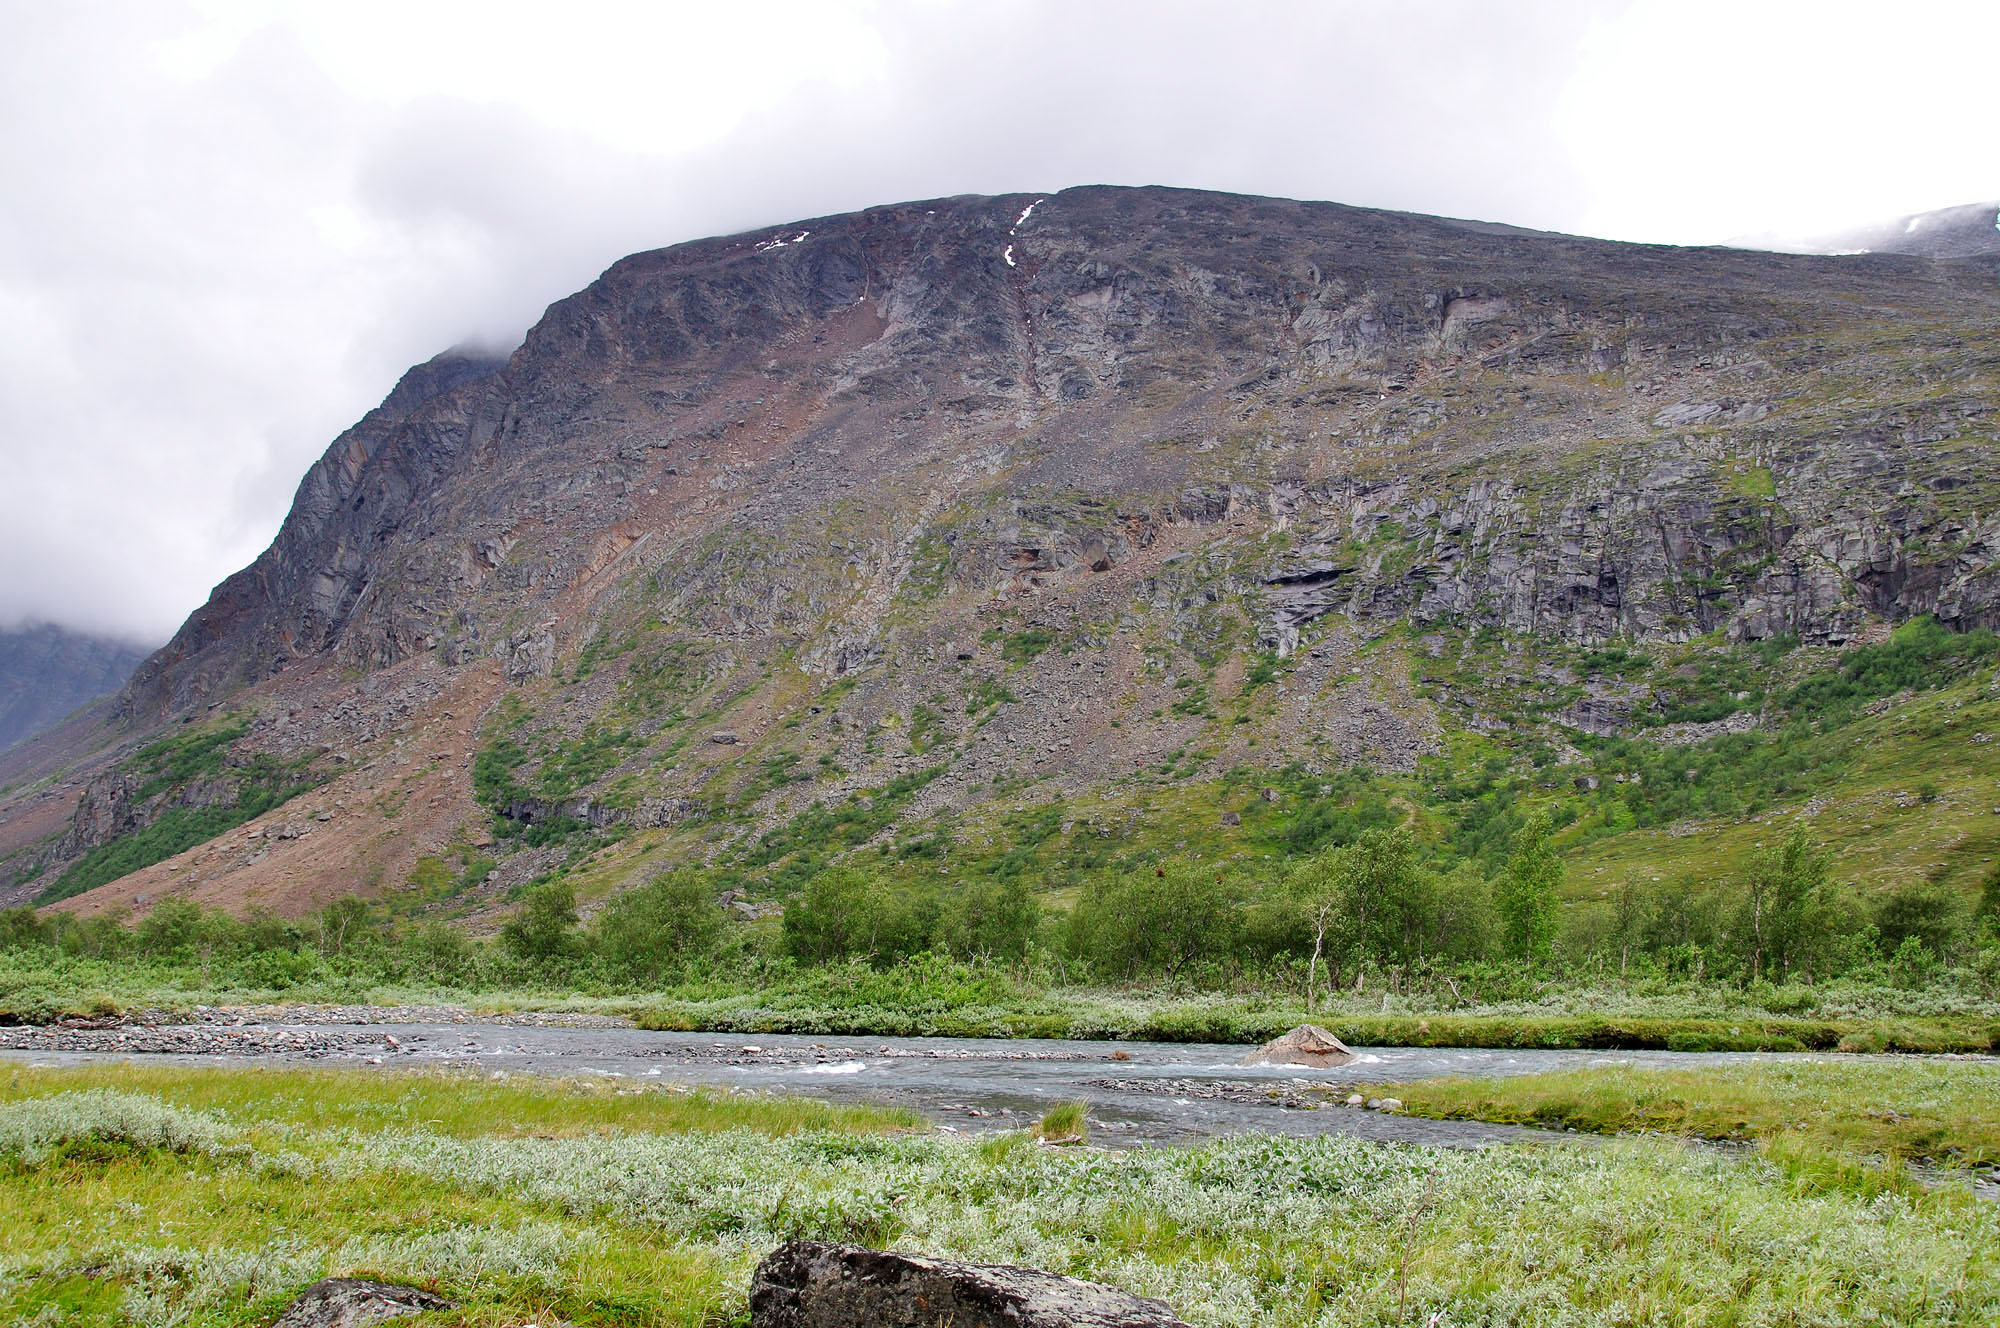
<box><xmin>12</xmin><ymin>1018</ymin><xmax>1974</xmax><ymax>1152</ymax></box>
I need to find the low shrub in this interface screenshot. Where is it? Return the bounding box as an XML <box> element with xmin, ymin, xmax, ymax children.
<box><xmin>0</xmin><ymin>1090</ymin><xmax>236</xmax><ymax>1166</ymax></box>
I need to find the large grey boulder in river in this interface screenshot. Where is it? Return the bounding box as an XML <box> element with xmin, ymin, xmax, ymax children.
<box><xmin>1241</xmin><ymin>1024</ymin><xmax>1355</xmax><ymax>1067</ymax></box>
<box><xmin>750</xmin><ymin>1240</ymin><xmax>1191</xmax><ymax>1327</ymax></box>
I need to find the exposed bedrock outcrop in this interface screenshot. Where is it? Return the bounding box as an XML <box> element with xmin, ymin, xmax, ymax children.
<box><xmin>55</xmin><ymin>770</ymin><xmax>241</xmax><ymax>860</ymax></box>
<box><xmin>497</xmin><ymin>794</ymin><xmax>703</xmax><ymax>830</ymax></box>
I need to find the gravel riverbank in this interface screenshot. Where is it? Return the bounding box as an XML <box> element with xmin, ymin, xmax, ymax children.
<box><xmin>0</xmin><ymin>1022</ymin><xmax>402</xmax><ymax>1060</ymax></box>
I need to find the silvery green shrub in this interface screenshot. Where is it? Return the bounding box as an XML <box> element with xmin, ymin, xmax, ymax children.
<box><xmin>0</xmin><ymin>1090</ymin><xmax>234</xmax><ymax>1165</ymax></box>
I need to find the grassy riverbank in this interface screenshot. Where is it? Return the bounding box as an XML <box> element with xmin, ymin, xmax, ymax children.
<box><xmin>1364</xmin><ymin>1058</ymin><xmax>2000</xmax><ymax>1173</ymax></box>
<box><xmin>4</xmin><ymin>1062</ymin><xmax>1999</xmax><ymax>1326</ymax></box>
<box><xmin>631</xmin><ymin>993</ymin><xmax>2000</xmax><ymax>1054</ymax></box>
<box><xmin>7</xmin><ymin>946</ymin><xmax>2000</xmax><ymax>1054</ymax></box>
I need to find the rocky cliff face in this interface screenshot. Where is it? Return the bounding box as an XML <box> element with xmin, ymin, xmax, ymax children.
<box><xmin>10</xmin><ymin>186</ymin><xmax>2000</xmax><ymax>916</ymax></box>
<box><xmin>153</xmin><ymin>192</ymin><xmax>2000</xmax><ymax>693</ymax></box>
<box><xmin>0</xmin><ymin>624</ymin><xmax>148</xmax><ymax>753</ymax></box>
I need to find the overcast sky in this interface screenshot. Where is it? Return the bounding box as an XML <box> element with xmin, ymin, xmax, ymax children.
<box><xmin>3</xmin><ymin>0</ymin><xmax>1996</xmax><ymax>645</ymax></box>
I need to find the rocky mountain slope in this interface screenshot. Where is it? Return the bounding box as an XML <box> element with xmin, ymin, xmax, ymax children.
<box><xmin>0</xmin><ymin>624</ymin><xmax>148</xmax><ymax>753</ymax></box>
<box><xmin>4</xmin><ymin>186</ymin><xmax>1997</xmax><ymax>922</ymax></box>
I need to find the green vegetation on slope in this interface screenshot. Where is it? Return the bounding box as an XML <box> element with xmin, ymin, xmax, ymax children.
<box><xmin>23</xmin><ymin>610</ymin><xmax>2000</xmax><ymax>1054</ymax></box>
<box><xmin>1417</xmin><ymin>617</ymin><xmax>2000</xmax><ymax>861</ymax></box>
<box><xmin>36</xmin><ymin>719</ymin><xmax>319</xmax><ymax>906</ymax></box>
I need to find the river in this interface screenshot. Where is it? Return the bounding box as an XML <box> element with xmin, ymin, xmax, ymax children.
<box><xmin>11</xmin><ymin>1018</ymin><xmax>1969</xmax><ymax>1152</ymax></box>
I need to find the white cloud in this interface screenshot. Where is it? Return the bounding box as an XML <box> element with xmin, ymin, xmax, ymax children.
<box><xmin>1557</xmin><ymin>0</ymin><xmax>2000</xmax><ymax>244</ymax></box>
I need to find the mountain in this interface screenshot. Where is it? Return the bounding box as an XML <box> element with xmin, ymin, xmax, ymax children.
<box><xmin>4</xmin><ymin>186</ymin><xmax>1998</xmax><ymax>923</ymax></box>
<box><xmin>0</xmin><ymin>624</ymin><xmax>149</xmax><ymax>753</ymax></box>
<box><xmin>1739</xmin><ymin>201</ymin><xmax>2000</xmax><ymax>260</ymax></box>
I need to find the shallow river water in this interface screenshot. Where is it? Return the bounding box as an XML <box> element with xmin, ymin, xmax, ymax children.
<box><xmin>7</xmin><ymin>1022</ymin><xmax>1962</xmax><ymax>1151</ymax></box>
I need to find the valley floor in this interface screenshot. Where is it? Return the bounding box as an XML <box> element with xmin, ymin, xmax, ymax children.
<box><xmin>3</xmin><ymin>1059</ymin><xmax>1998</xmax><ymax>1327</ymax></box>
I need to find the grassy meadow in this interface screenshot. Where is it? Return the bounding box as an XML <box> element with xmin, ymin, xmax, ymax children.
<box><xmin>2</xmin><ymin>1060</ymin><xmax>1998</xmax><ymax>1326</ymax></box>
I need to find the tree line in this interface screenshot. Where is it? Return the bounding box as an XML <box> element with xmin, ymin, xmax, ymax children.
<box><xmin>768</xmin><ymin>815</ymin><xmax>2000</xmax><ymax>997</ymax></box>
<box><xmin>8</xmin><ymin>814</ymin><xmax>1996</xmax><ymax>1001</ymax></box>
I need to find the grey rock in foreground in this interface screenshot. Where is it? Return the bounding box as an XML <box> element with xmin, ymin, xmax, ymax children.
<box><xmin>271</xmin><ymin>1278</ymin><xmax>453</xmax><ymax>1328</ymax></box>
<box><xmin>750</xmin><ymin>1240</ymin><xmax>1190</xmax><ymax>1327</ymax></box>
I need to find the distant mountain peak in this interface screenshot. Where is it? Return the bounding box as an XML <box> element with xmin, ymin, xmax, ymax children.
<box><xmin>0</xmin><ymin>623</ymin><xmax>151</xmax><ymax>753</ymax></box>
<box><xmin>1735</xmin><ymin>200</ymin><xmax>2000</xmax><ymax>259</ymax></box>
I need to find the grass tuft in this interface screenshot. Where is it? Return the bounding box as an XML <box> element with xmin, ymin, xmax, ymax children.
<box><xmin>1035</xmin><ymin>1100</ymin><xmax>1088</xmax><ymax>1144</ymax></box>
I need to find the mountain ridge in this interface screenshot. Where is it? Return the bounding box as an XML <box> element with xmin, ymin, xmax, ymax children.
<box><xmin>5</xmin><ymin>184</ymin><xmax>1998</xmax><ymax>923</ymax></box>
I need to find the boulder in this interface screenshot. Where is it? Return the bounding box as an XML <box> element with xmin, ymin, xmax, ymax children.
<box><xmin>271</xmin><ymin>1278</ymin><xmax>454</xmax><ymax>1328</ymax></box>
<box><xmin>749</xmin><ymin>1241</ymin><xmax>1190</xmax><ymax>1328</ymax></box>
<box><xmin>1240</xmin><ymin>1023</ymin><xmax>1354</xmax><ymax>1068</ymax></box>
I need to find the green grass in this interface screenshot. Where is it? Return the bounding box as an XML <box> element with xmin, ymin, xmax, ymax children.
<box><xmin>999</xmin><ymin>628</ymin><xmax>1056</xmax><ymax>664</ymax></box>
<box><xmin>1365</xmin><ymin>1058</ymin><xmax>2000</xmax><ymax>1172</ymax></box>
<box><xmin>1723</xmin><ymin>459</ymin><xmax>1777</xmax><ymax>500</ymax></box>
<box><xmin>963</xmin><ymin>674</ymin><xmax>1016</xmax><ymax>714</ymax></box>
<box><xmin>1565</xmin><ymin>667</ymin><xmax>2000</xmax><ymax>905</ymax></box>
<box><xmin>536</xmin><ymin>725</ymin><xmax>641</xmax><ymax>800</ymax></box>
<box><xmin>0</xmin><ymin>1070</ymin><xmax>782</xmax><ymax>1327</ymax></box>
<box><xmin>633</xmin><ymin>1000</ymin><xmax>2000</xmax><ymax>1052</ymax></box>
<box><xmin>1035</xmin><ymin>1101</ymin><xmax>1088</xmax><ymax>1142</ymax></box>
<box><xmin>0</xmin><ymin>1064</ymin><xmax>924</xmax><ymax>1140</ymax></box>
<box><xmin>2</xmin><ymin>1062</ymin><xmax>1997</xmax><ymax>1326</ymax></box>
